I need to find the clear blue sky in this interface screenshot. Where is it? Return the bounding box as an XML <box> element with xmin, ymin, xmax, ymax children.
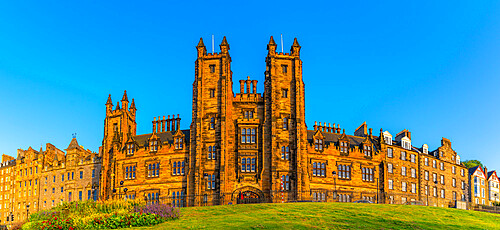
<box><xmin>0</xmin><ymin>1</ymin><xmax>499</xmax><ymax>170</ymax></box>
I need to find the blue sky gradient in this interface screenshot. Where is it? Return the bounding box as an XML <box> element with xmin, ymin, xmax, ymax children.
<box><xmin>0</xmin><ymin>1</ymin><xmax>499</xmax><ymax>169</ymax></box>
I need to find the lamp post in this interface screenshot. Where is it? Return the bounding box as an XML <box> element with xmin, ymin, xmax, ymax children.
<box><xmin>119</xmin><ymin>181</ymin><xmax>124</xmax><ymax>199</ymax></box>
<box><xmin>332</xmin><ymin>171</ymin><xmax>337</xmax><ymax>200</ymax></box>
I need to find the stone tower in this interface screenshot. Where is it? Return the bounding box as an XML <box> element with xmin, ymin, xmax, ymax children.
<box><xmin>263</xmin><ymin>37</ymin><xmax>309</xmax><ymax>200</ymax></box>
<box><xmin>100</xmin><ymin>91</ymin><xmax>137</xmax><ymax>200</ymax></box>
<box><xmin>188</xmin><ymin>37</ymin><xmax>235</xmax><ymax>206</ymax></box>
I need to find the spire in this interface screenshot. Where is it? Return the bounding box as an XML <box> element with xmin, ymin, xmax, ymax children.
<box><xmin>220</xmin><ymin>36</ymin><xmax>228</xmax><ymax>46</ymax></box>
<box><xmin>106</xmin><ymin>94</ymin><xmax>112</xmax><ymax>105</ymax></box>
<box><xmin>197</xmin><ymin>37</ymin><xmax>205</xmax><ymax>47</ymax></box>
<box><xmin>121</xmin><ymin>90</ymin><xmax>128</xmax><ymax>102</ymax></box>
<box><xmin>115</xmin><ymin>101</ymin><xmax>120</xmax><ymax>110</ymax></box>
<box><xmin>130</xmin><ymin>98</ymin><xmax>136</xmax><ymax>110</ymax></box>
<box><xmin>267</xmin><ymin>36</ymin><xmax>277</xmax><ymax>53</ymax></box>
<box><xmin>196</xmin><ymin>37</ymin><xmax>207</xmax><ymax>56</ymax></box>
<box><xmin>269</xmin><ymin>36</ymin><xmax>276</xmax><ymax>45</ymax></box>
<box><xmin>291</xmin><ymin>37</ymin><xmax>301</xmax><ymax>56</ymax></box>
<box><xmin>220</xmin><ymin>36</ymin><xmax>229</xmax><ymax>53</ymax></box>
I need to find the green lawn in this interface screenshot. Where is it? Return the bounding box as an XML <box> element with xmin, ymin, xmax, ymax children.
<box><xmin>135</xmin><ymin>202</ymin><xmax>499</xmax><ymax>230</ymax></box>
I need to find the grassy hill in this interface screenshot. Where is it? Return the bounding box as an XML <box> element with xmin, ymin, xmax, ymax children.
<box><xmin>136</xmin><ymin>202</ymin><xmax>500</xmax><ymax>229</ymax></box>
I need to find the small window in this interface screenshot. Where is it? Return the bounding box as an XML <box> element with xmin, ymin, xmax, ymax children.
<box><xmin>209</xmin><ymin>64</ymin><xmax>215</xmax><ymax>73</ymax></box>
<box><xmin>175</xmin><ymin>138</ymin><xmax>183</xmax><ymax>149</ymax></box>
<box><xmin>388</xmin><ymin>163</ymin><xmax>393</xmax><ymax>173</ymax></box>
<box><xmin>281</xmin><ymin>146</ymin><xmax>290</xmax><ymax>160</ymax></box>
<box><xmin>283</xmin><ymin>117</ymin><xmax>288</xmax><ymax>130</ymax></box>
<box><xmin>338</xmin><ymin>164</ymin><xmax>351</xmax><ymax>179</ymax></box>
<box><xmin>282</xmin><ymin>65</ymin><xmax>288</xmax><ymax>74</ymax></box>
<box><xmin>281</xmin><ymin>175</ymin><xmax>290</xmax><ymax>190</ymax></box>
<box><xmin>282</xmin><ymin>89</ymin><xmax>288</xmax><ymax>98</ymax></box>
<box><xmin>172</xmin><ymin>161</ymin><xmax>185</xmax><ymax>175</ymax></box>
<box><xmin>208</xmin><ymin>146</ymin><xmax>217</xmax><ymax>160</ymax></box>
<box><xmin>210</xmin><ymin>89</ymin><xmax>215</xmax><ymax>98</ymax></box>
<box><xmin>387</xmin><ymin>148</ymin><xmax>393</xmax><ymax>158</ymax></box>
<box><xmin>210</xmin><ymin>117</ymin><xmax>215</xmax><ymax>130</ymax></box>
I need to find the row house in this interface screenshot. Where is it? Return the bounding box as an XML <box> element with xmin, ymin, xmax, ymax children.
<box><xmin>469</xmin><ymin>165</ymin><xmax>499</xmax><ymax>206</ymax></box>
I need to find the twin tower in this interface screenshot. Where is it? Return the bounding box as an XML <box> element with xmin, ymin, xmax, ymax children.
<box><xmin>100</xmin><ymin>36</ymin><xmax>309</xmax><ymax>206</ymax></box>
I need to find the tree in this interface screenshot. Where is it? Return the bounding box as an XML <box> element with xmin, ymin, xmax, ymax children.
<box><xmin>462</xmin><ymin>160</ymin><xmax>483</xmax><ymax>169</ymax></box>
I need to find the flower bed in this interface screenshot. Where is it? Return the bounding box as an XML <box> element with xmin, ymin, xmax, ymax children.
<box><xmin>24</xmin><ymin>200</ymin><xmax>181</xmax><ymax>230</ymax></box>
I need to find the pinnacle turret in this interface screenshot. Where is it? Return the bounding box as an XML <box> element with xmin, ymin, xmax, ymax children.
<box><xmin>106</xmin><ymin>94</ymin><xmax>112</xmax><ymax>105</ymax></box>
<box><xmin>121</xmin><ymin>90</ymin><xmax>128</xmax><ymax>102</ymax></box>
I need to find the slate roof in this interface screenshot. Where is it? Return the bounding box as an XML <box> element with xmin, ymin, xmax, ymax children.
<box><xmin>133</xmin><ymin>130</ymin><xmax>190</xmax><ymax>147</ymax></box>
<box><xmin>67</xmin><ymin>138</ymin><xmax>80</xmax><ymax>150</ymax></box>
<box><xmin>469</xmin><ymin>165</ymin><xmax>482</xmax><ymax>175</ymax></box>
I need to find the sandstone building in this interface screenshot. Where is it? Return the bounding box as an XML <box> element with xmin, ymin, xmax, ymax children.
<box><xmin>10</xmin><ymin>138</ymin><xmax>101</xmax><ymax>222</ymax></box>
<box><xmin>98</xmin><ymin>37</ymin><xmax>471</xmax><ymax>208</ymax></box>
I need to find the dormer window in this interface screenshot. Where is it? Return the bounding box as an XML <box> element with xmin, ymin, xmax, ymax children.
<box><xmin>175</xmin><ymin>138</ymin><xmax>183</xmax><ymax>149</ymax></box>
<box><xmin>423</xmin><ymin>144</ymin><xmax>428</xmax><ymax>154</ymax></box>
<box><xmin>384</xmin><ymin>137</ymin><xmax>392</xmax><ymax>145</ymax></box>
<box><xmin>150</xmin><ymin>140</ymin><xmax>158</xmax><ymax>152</ymax></box>
<box><xmin>363</xmin><ymin>145</ymin><xmax>372</xmax><ymax>157</ymax></box>
<box><xmin>283</xmin><ymin>117</ymin><xmax>288</xmax><ymax>130</ymax></box>
<box><xmin>315</xmin><ymin>138</ymin><xmax>323</xmax><ymax>151</ymax></box>
<box><xmin>340</xmin><ymin>142</ymin><xmax>349</xmax><ymax>153</ymax></box>
<box><xmin>126</xmin><ymin>144</ymin><xmax>135</xmax><ymax>155</ymax></box>
<box><xmin>281</xmin><ymin>146</ymin><xmax>290</xmax><ymax>160</ymax></box>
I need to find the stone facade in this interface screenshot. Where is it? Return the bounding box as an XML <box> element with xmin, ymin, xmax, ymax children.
<box><xmin>11</xmin><ymin>139</ymin><xmax>101</xmax><ymax>222</ymax></box>
<box><xmin>98</xmin><ymin>37</ymin><xmax>475</xmax><ymax>208</ymax></box>
<box><xmin>0</xmin><ymin>155</ymin><xmax>15</xmax><ymax>225</ymax></box>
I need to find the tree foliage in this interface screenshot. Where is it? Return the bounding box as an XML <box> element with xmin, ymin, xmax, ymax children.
<box><xmin>462</xmin><ymin>160</ymin><xmax>483</xmax><ymax>169</ymax></box>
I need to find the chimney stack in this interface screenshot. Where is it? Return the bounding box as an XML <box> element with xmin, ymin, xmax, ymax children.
<box><xmin>239</xmin><ymin>80</ymin><xmax>245</xmax><ymax>93</ymax></box>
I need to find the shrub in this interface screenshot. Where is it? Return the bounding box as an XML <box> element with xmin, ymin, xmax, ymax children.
<box><xmin>11</xmin><ymin>221</ymin><xmax>26</xmax><ymax>230</ymax></box>
<box><xmin>37</xmin><ymin>215</ymin><xmax>75</xmax><ymax>230</ymax></box>
<box><xmin>90</xmin><ymin>212</ymin><xmax>164</xmax><ymax>229</ymax></box>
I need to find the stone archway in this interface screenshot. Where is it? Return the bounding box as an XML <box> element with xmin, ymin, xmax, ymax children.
<box><xmin>232</xmin><ymin>186</ymin><xmax>265</xmax><ymax>204</ymax></box>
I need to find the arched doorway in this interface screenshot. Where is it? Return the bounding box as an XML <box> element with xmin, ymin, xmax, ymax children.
<box><xmin>233</xmin><ymin>187</ymin><xmax>265</xmax><ymax>204</ymax></box>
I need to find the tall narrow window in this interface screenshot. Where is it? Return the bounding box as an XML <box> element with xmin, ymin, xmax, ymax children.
<box><xmin>282</xmin><ymin>65</ymin><xmax>288</xmax><ymax>74</ymax></box>
<box><xmin>207</xmin><ymin>174</ymin><xmax>216</xmax><ymax>190</ymax></box>
<box><xmin>281</xmin><ymin>175</ymin><xmax>290</xmax><ymax>190</ymax></box>
<box><xmin>208</xmin><ymin>146</ymin><xmax>216</xmax><ymax>160</ymax></box>
<box><xmin>281</xmin><ymin>146</ymin><xmax>290</xmax><ymax>160</ymax></box>
<box><xmin>388</xmin><ymin>163</ymin><xmax>393</xmax><ymax>173</ymax></box>
<box><xmin>210</xmin><ymin>89</ymin><xmax>215</xmax><ymax>98</ymax></box>
<box><xmin>387</xmin><ymin>148</ymin><xmax>393</xmax><ymax>158</ymax></box>
<box><xmin>401</xmin><ymin>151</ymin><xmax>406</xmax><ymax>161</ymax></box>
<box><xmin>241</xmin><ymin>129</ymin><xmax>246</xmax><ymax>143</ymax></box>
<box><xmin>251</xmin><ymin>128</ymin><xmax>256</xmax><ymax>143</ymax></box>
<box><xmin>282</xmin><ymin>89</ymin><xmax>288</xmax><ymax>98</ymax></box>
<box><xmin>210</xmin><ymin>117</ymin><xmax>215</xmax><ymax>129</ymax></box>
<box><xmin>209</xmin><ymin>64</ymin><xmax>215</xmax><ymax>73</ymax></box>
<box><xmin>283</xmin><ymin>117</ymin><xmax>288</xmax><ymax>130</ymax></box>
